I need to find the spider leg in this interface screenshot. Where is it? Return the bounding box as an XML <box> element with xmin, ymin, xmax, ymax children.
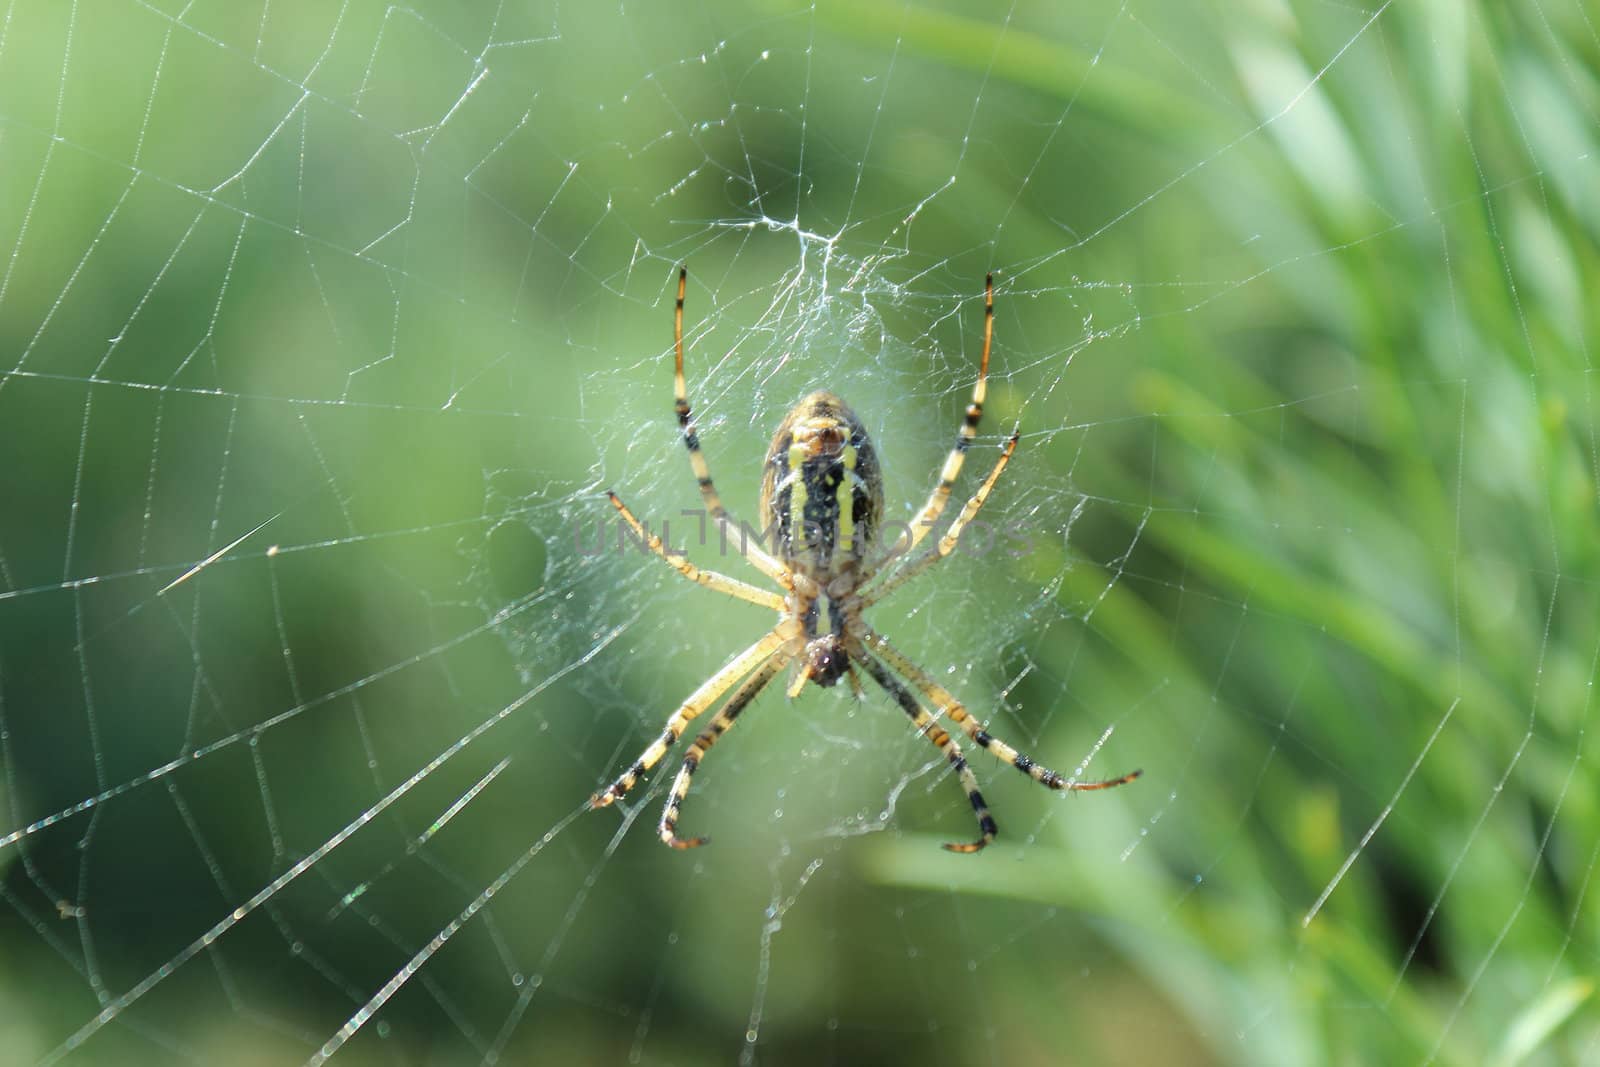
<box><xmin>590</xmin><ymin>628</ymin><xmax>788</xmax><ymax>808</ymax></box>
<box><xmin>846</xmin><ymin>662</ymin><xmax>866</xmax><ymax>701</ymax></box>
<box><xmin>860</xmin><ymin>430</ymin><xmax>1018</xmax><ymax>609</ymax></box>
<box><xmin>608</xmin><ymin>491</ymin><xmax>785</xmax><ymax>611</ymax></box>
<box><xmin>858</xmin><ymin>627</ymin><xmax>1141</xmax><ymax>793</ymax></box>
<box><xmin>659</xmin><ymin>652</ymin><xmax>789</xmax><ymax>848</ymax></box>
<box><xmin>877</xmin><ymin>274</ymin><xmax>993</xmax><ymax>566</ymax></box>
<box><xmin>855</xmin><ymin>648</ymin><xmax>996</xmax><ymax>853</ymax></box>
<box><xmin>671</xmin><ymin>265</ymin><xmax>793</xmax><ymax>588</ymax></box>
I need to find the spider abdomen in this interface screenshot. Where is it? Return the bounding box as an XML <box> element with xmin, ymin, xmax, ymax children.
<box><xmin>758</xmin><ymin>391</ymin><xmax>883</xmax><ymax>584</ymax></box>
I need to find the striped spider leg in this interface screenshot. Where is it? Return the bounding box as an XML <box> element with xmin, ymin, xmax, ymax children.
<box><xmin>606</xmin><ymin>491</ymin><xmax>783</xmax><ymax>612</ymax></box>
<box><xmin>854</xmin><ymin>649</ymin><xmax>997</xmax><ymax>852</ymax></box>
<box><xmin>658</xmin><ymin>651</ymin><xmax>793</xmax><ymax>848</ymax></box>
<box><xmin>588</xmin><ymin>496</ymin><xmax>791</xmax><ymax>834</ymax></box>
<box><xmin>860</xmin><ymin>627</ymin><xmax>1141</xmax><ymax>795</ymax></box>
<box><xmin>850</xmin><ymin>425</ymin><xmax>1137</xmax><ymax>846</ymax></box>
<box><xmin>875</xmin><ymin>273</ymin><xmax>996</xmax><ymax>569</ymax></box>
<box><xmin>670</xmin><ymin>266</ymin><xmax>795</xmax><ymax>591</ymax></box>
<box><xmin>590</xmin><ymin>629</ymin><xmax>788</xmax><ymax>809</ymax></box>
<box><xmin>844</xmin><ymin>441</ymin><xmax>1137</xmax><ymax>849</ymax></box>
<box><xmin>858</xmin><ymin>427</ymin><xmax>1019</xmax><ymax>610</ymax></box>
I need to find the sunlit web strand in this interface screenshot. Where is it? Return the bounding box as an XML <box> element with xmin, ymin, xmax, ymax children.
<box><xmin>0</xmin><ymin>575</ymin><xmax>601</xmax><ymax>852</ymax></box>
<box><xmin>38</xmin><ymin>622</ymin><xmax>628</xmax><ymax>1063</ymax></box>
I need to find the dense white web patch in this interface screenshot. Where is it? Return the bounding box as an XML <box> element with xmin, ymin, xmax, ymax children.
<box><xmin>1</xmin><ymin>1</ymin><xmax>1597</xmax><ymax>1064</ymax></box>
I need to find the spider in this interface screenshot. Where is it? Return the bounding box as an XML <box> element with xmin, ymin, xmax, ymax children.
<box><xmin>590</xmin><ymin>267</ymin><xmax>1140</xmax><ymax>852</ymax></box>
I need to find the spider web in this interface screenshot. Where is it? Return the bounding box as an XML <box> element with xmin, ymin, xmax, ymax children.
<box><xmin>2</xmin><ymin>0</ymin><xmax>1598</xmax><ymax>1063</ymax></box>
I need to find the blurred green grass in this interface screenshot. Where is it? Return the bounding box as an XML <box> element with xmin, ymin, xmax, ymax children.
<box><xmin>1</xmin><ymin>1</ymin><xmax>1598</xmax><ymax>1064</ymax></box>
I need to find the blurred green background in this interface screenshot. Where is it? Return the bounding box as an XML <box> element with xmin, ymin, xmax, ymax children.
<box><xmin>2</xmin><ymin>1</ymin><xmax>1598</xmax><ymax>1063</ymax></box>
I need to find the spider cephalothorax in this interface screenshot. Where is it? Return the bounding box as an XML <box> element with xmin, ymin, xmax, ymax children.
<box><xmin>590</xmin><ymin>267</ymin><xmax>1140</xmax><ymax>852</ymax></box>
<box><xmin>799</xmin><ymin>633</ymin><xmax>850</xmax><ymax>689</ymax></box>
